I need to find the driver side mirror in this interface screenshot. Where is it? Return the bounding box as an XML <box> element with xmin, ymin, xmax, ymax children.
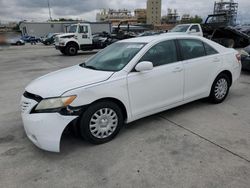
<box><xmin>135</xmin><ymin>61</ymin><xmax>153</xmax><ymax>72</ymax></box>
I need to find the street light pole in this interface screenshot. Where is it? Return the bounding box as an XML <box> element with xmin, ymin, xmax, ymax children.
<box><xmin>48</xmin><ymin>0</ymin><xmax>52</xmax><ymax>21</ymax></box>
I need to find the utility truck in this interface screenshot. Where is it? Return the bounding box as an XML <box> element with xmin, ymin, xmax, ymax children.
<box><xmin>55</xmin><ymin>23</ymin><xmax>112</xmax><ymax>56</ymax></box>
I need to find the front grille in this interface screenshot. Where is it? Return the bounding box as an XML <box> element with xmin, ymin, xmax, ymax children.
<box><xmin>23</xmin><ymin>91</ymin><xmax>43</xmax><ymax>102</ymax></box>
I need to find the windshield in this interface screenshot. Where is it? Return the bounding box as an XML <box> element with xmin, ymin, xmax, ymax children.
<box><xmin>68</xmin><ymin>25</ymin><xmax>77</xmax><ymax>33</ymax></box>
<box><xmin>80</xmin><ymin>42</ymin><xmax>146</xmax><ymax>72</ymax></box>
<box><xmin>171</xmin><ymin>25</ymin><xmax>190</xmax><ymax>32</ymax></box>
<box><xmin>47</xmin><ymin>33</ymin><xmax>54</xmax><ymax>38</ymax></box>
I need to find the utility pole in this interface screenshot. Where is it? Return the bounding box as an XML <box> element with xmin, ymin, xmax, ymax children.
<box><xmin>48</xmin><ymin>0</ymin><xmax>52</xmax><ymax>21</ymax></box>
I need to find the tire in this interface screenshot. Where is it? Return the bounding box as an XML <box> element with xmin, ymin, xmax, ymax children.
<box><xmin>60</xmin><ymin>48</ymin><xmax>67</xmax><ymax>55</ymax></box>
<box><xmin>65</xmin><ymin>44</ymin><xmax>78</xmax><ymax>56</ymax></box>
<box><xmin>209</xmin><ymin>73</ymin><xmax>230</xmax><ymax>104</ymax></box>
<box><xmin>79</xmin><ymin>101</ymin><xmax>124</xmax><ymax>144</ymax></box>
<box><xmin>16</xmin><ymin>41</ymin><xmax>21</xmax><ymax>46</ymax></box>
<box><xmin>46</xmin><ymin>41</ymin><xmax>50</xmax><ymax>45</ymax></box>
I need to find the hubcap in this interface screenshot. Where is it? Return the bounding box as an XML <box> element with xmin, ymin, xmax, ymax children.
<box><xmin>89</xmin><ymin>108</ymin><xmax>118</xmax><ymax>139</ymax></box>
<box><xmin>214</xmin><ymin>78</ymin><xmax>228</xmax><ymax>100</ymax></box>
<box><xmin>69</xmin><ymin>47</ymin><xmax>76</xmax><ymax>54</ymax></box>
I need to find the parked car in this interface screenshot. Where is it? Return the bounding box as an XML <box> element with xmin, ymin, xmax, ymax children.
<box><xmin>92</xmin><ymin>32</ymin><xmax>115</xmax><ymax>48</ymax></box>
<box><xmin>241</xmin><ymin>45</ymin><xmax>250</xmax><ymax>70</ymax></box>
<box><xmin>21</xmin><ymin>34</ymin><xmax>241</xmax><ymax>152</ymax></box>
<box><xmin>41</xmin><ymin>33</ymin><xmax>60</xmax><ymax>45</ymax></box>
<box><xmin>7</xmin><ymin>37</ymin><xmax>25</xmax><ymax>46</ymax></box>
<box><xmin>21</xmin><ymin>35</ymin><xmax>40</xmax><ymax>43</ymax></box>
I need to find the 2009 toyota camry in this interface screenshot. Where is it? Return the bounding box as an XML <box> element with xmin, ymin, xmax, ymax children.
<box><xmin>21</xmin><ymin>34</ymin><xmax>241</xmax><ymax>152</ymax></box>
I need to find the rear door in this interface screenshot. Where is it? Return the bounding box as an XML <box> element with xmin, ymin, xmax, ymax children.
<box><xmin>178</xmin><ymin>39</ymin><xmax>221</xmax><ymax>99</ymax></box>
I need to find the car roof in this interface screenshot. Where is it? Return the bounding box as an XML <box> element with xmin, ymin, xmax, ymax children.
<box><xmin>118</xmin><ymin>33</ymin><xmax>205</xmax><ymax>44</ymax></box>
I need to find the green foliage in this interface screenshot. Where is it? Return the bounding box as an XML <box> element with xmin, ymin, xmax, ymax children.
<box><xmin>181</xmin><ymin>15</ymin><xmax>203</xmax><ymax>24</ymax></box>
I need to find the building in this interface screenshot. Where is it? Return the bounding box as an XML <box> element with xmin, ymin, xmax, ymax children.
<box><xmin>213</xmin><ymin>0</ymin><xmax>238</xmax><ymax>26</ymax></box>
<box><xmin>19</xmin><ymin>21</ymin><xmax>112</xmax><ymax>37</ymax></box>
<box><xmin>161</xmin><ymin>9</ymin><xmax>179</xmax><ymax>24</ymax></box>
<box><xmin>181</xmin><ymin>14</ymin><xmax>191</xmax><ymax>23</ymax></box>
<box><xmin>96</xmin><ymin>9</ymin><xmax>137</xmax><ymax>25</ymax></box>
<box><xmin>146</xmin><ymin>0</ymin><xmax>162</xmax><ymax>25</ymax></box>
<box><xmin>134</xmin><ymin>9</ymin><xmax>147</xmax><ymax>23</ymax></box>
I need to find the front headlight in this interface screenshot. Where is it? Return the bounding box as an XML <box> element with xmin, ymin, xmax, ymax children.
<box><xmin>35</xmin><ymin>95</ymin><xmax>76</xmax><ymax>112</ymax></box>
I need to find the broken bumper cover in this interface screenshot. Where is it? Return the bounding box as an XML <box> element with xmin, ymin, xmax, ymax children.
<box><xmin>21</xmin><ymin>96</ymin><xmax>77</xmax><ymax>152</ymax></box>
<box><xmin>22</xmin><ymin>112</ymin><xmax>77</xmax><ymax>152</ymax></box>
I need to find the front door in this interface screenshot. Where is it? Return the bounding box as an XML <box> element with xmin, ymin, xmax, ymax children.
<box><xmin>127</xmin><ymin>40</ymin><xmax>184</xmax><ymax>117</ymax></box>
<box><xmin>78</xmin><ymin>25</ymin><xmax>92</xmax><ymax>46</ymax></box>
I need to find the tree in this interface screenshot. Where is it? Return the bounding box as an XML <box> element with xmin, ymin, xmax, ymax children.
<box><xmin>189</xmin><ymin>15</ymin><xmax>203</xmax><ymax>24</ymax></box>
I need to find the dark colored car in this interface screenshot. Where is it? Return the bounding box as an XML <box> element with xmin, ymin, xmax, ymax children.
<box><xmin>241</xmin><ymin>45</ymin><xmax>250</xmax><ymax>70</ymax></box>
<box><xmin>21</xmin><ymin>35</ymin><xmax>41</xmax><ymax>43</ymax></box>
<box><xmin>42</xmin><ymin>33</ymin><xmax>60</xmax><ymax>45</ymax></box>
<box><xmin>237</xmin><ymin>25</ymin><xmax>250</xmax><ymax>36</ymax></box>
<box><xmin>92</xmin><ymin>32</ymin><xmax>113</xmax><ymax>48</ymax></box>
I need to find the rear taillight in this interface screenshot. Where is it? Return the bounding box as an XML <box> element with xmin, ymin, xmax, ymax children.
<box><xmin>236</xmin><ymin>53</ymin><xmax>241</xmax><ymax>63</ymax></box>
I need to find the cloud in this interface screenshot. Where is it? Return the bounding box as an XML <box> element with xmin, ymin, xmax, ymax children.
<box><xmin>0</xmin><ymin>0</ymin><xmax>249</xmax><ymax>24</ymax></box>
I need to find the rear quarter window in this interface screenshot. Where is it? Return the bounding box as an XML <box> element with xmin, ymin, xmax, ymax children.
<box><xmin>178</xmin><ymin>39</ymin><xmax>206</xmax><ymax>60</ymax></box>
<box><xmin>203</xmin><ymin>42</ymin><xmax>218</xmax><ymax>55</ymax></box>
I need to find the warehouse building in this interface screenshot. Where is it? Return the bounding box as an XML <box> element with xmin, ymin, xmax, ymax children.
<box><xmin>19</xmin><ymin>21</ymin><xmax>112</xmax><ymax>37</ymax></box>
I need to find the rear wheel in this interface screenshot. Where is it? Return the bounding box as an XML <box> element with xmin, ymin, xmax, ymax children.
<box><xmin>79</xmin><ymin>101</ymin><xmax>124</xmax><ymax>144</ymax></box>
<box><xmin>66</xmin><ymin>44</ymin><xmax>78</xmax><ymax>56</ymax></box>
<box><xmin>16</xmin><ymin>41</ymin><xmax>21</xmax><ymax>46</ymax></box>
<box><xmin>209</xmin><ymin>73</ymin><xmax>230</xmax><ymax>104</ymax></box>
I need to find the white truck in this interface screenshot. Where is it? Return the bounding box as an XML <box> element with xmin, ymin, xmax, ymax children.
<box><xmin>169</xmin><ymin>24</ymin><xmax>203</xmax><ymax>37</ymax></box>
<box><xmin>169</xmin><ymin>14</ymin><xmax>250</xmax><ymax>48</ymax></box>
<box><xmin>55</xmin><ymin>23</ymin><xmax>111</xmax><ymax>56</ymax></box>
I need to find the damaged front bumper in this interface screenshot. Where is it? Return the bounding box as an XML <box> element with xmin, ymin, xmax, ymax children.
<box><xmin>21</xmin><ymin>96</ymin><xmax>77</xmax><ymax>152</ymax></box>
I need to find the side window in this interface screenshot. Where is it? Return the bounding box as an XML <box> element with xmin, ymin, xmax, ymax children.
<box><xmin>178</xmin><ymin>39</ymin><xmax>206</xmax><ymax>60</ymax></box>
<box><xmin>79</xmin><ymin>26</ymin><xmax>88</xmax><ymax>33</ymax></box>
<box><xmin>140</xmin><ymin>40</ymin><xmax>178</xmax><ymax>67</ymax></box>
<box><xmin>203</xmin><ymin>42</ymin><xmax>218</xmax><ymax>55</ymax></box>
<box><xmin>190</xmin><ymin>25</ymin><xmax>200</xmax><ymax>32</ymax></box>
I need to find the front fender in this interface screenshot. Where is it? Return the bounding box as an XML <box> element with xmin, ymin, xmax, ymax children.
<box><xmin>62</xmin><ymin>76</ymin><xmax>132</xmax><ymax>122</ymax></box>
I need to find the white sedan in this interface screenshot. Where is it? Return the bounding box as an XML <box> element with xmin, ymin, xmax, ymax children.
<box><xmin>21</xmin><ymin>34</ymin><xmax>241</xmax><ymax>152</ymax></box>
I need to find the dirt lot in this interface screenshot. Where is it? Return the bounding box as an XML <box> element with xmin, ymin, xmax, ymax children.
<box><xmin>0</xmin><ymin>44</ymin><xmax>250</xmax><ymax>188</ymax></box>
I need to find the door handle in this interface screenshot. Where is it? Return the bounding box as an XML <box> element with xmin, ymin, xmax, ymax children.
<box><xmin>172</xmin><ymin>67</ymin><xmax>183</xmax><ymax>73</ymax></box>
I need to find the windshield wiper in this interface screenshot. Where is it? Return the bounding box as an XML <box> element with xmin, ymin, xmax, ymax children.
<box><xmin>80</xmin><ymin>62</ymin><xmax>98</xmax><ymax>70</ymax></box>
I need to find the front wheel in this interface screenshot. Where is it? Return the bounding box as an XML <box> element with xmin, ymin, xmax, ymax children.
<box><xmin>79</xmin><ymin>101</ymin><xmax>124</xmax><ymax>144</ymax></box>
<box><xmin>209</xmin><ymin>74</ymin><xmax>230</xmax><ymax>104</ymax></box>
<box><xmin>60</xmin><ymin>48</ymin><xmax>67</xmax><ymax>55</ymax></box>
<box><xmin>65</xmin><ymin>44</ymin><xmax>78</xmax><ymax>56</ymax></box>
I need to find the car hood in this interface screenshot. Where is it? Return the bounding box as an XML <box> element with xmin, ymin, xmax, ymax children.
<box><xmin>25</xmin><ymin>65</ymin><xmax>114</xmax><ymax>98</ymax></box>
